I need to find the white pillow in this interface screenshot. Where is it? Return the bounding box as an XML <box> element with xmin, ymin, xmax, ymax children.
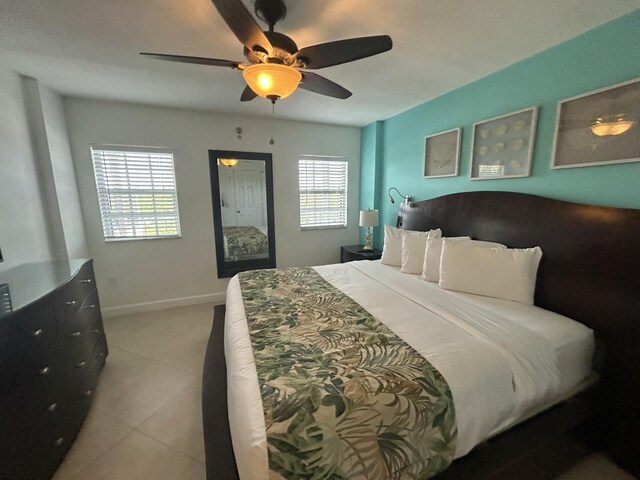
<box><xmin>439</xmin><ymin>240</ymin><xmax>543</xmax><ymax>304</ymax></box>
<box><xmin>401</xmin><ymin>231</ymin><xmax>430</xmax><ymax>274</ymax></box>
<box><xmin>381</xmin><ymin>224</ymin><xmax>441</xmax><ymax>267</ymax></box>
<box><xmin>421</xmin><ymin>238</ymin><xmax>505</xmax><ymax>282</ymax></box>
<box><xmin>421</xmin><ymin>236</ymin><xmax>470</xmax><ymax>281</ymax></box>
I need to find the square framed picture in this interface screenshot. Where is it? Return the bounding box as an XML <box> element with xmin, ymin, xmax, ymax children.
<box><xmin>551</xmin><ymin>77</ymin><xmax>640</xmax><ymax>169</ymax></box>
<box><xmin>470</xmin><ymin>107</ymin><xmax>538</xmax><ymax>180</ymax></box>
<box><xmin>423</xmin><ymin>128</ymin><xmax>461</xmax><ymax>178</ymax></box>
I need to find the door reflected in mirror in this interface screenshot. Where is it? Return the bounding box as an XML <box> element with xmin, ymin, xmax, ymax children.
<box><xmin>209</xmin><ymin>150</ymin><xmax>276</xmax><ymax>278</ymax></box>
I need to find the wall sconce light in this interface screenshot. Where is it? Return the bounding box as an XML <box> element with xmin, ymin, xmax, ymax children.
<box><xmin>388</xmin><ymin>187</ymin><xmax>412</xmax><ymax>204</ymax></box>
<box><xmin>359</xmin><ymin>209</ymin><xmax>379</xmax><ymax>251</ymax></box>
<box><xmin>243</xmin><ymin>63</ymin><xmax>302</xmax><ymax>104</ymax></box>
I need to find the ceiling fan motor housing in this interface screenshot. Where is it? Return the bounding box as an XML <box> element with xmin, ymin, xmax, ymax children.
<box><xmin>244</xmin><ymin>31</ymin><xmax>299</xmax><ymax>65</ymax></box>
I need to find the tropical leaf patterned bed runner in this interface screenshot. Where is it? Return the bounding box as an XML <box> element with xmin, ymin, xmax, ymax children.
<box><xmin>223</xmin><ymin>226</ymin><xmax>269</xmax><ymax>257</ymax></box>
<box><xmin>238</xmin><ymin>267</ymin><xmax>457</xmax><ymax>479</ymax></box>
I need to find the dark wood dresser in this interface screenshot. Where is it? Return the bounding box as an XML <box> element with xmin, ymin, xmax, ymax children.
<box><xmin>0</xmin><ymin>259</ymin><xmax>108</xmax><ymax>480</ymax></box>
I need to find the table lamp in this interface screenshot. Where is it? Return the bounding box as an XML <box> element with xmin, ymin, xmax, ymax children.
<box><xmin>359</xmin><ymin>209</ymin><xmax>379</xmax><ymax>251</ymax></box>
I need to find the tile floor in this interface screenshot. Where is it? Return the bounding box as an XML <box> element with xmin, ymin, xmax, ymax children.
<box><xmin>52</xmin><ymin>303</ymin><xmax>636</xmax><ymax>480</ymax></box>
<box><xmin>52</xmin><ymin>303</ymin><xmax>212</xmax><ymax>480</ymax></box>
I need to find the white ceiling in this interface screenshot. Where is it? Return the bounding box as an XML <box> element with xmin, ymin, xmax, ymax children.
<box><xmin>2</xmin><ymin>1</ymin><xmax>638</xmax><ymax>126</ymax></box>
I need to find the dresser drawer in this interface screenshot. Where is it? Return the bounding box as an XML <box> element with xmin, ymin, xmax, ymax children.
<box><xmin>0</xmin><ymin>296</ymin><xmax>56</xmax><ymax>347</ymax></box>
<box><xmin>60</xmin><ymin>332</ymin><xmax>105</xmax><ymax>390</ymax></box>
<box><xmin>53</xmin><ymin>262</ymin><xmax>97</xmax><ymax>322</ymax></box>
<box><xmin>0</xmin><ymin>349</ymin><xmax>65</xmax><ymax>400</ymax></box>
<box><xmin>77</xmin><ymin>335</ymin><xmax>108</xmax><ymax>399</ymax></box>
<box><xmin>0</xmin><ymin>332</ymin><xmax>57</xmax><ymax>382</ymax></box>
<box><xmin>57</xmin><ymin>289</ymin><xmax>102</xmax><ymax>338</ymax></box>
<box><xmin>0</xmin><ymin>393</ymin><xmax>79</xmax><ymax>480</ymax></box>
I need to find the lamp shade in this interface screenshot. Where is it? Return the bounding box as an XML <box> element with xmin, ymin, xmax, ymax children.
<box><xmin>359</xmin><ymin>209</ymin><xmax>379</xmax><ymax>228</ymax></box>
<box><xmin>242</xmin><ymin>64</ymin><xmax>302</xmax><ymax>101</ymax></box>
<box><xmin>217</xmin><ymin>158</ymin><xmax>238</xmax><ymax>167</ymax></box>
<box><xmin>590</xmin><ymin>114</ymin><xmax>635</xmax><ymax>137</ymax></box>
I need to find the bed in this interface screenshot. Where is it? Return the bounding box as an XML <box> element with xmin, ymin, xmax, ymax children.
<box><xmin>203</xmin><ymin>191</ymin><xmax>640</xmax><ymax>479</ymax></box>
<box><xmin>223</xmin><ymin>225</ymin><xmax>270</xmax><ymax>261</ymax></box>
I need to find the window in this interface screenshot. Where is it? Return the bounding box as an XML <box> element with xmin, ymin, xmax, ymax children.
<box><xmin>90</xmin><ymin>145</ymin><xmax>181</xmax><ymax>241</ymax></box>
<box><xmin>299</xmin><ymin>156</ymin><xmax>348</xmax><ymax>230</ymax></box>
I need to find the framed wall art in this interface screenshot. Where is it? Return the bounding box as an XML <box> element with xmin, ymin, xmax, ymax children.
<box><xmin>470</xmin><ymin>107</ymin><xmax>538</xmax><ymax>180</ymax></box>
<box><xmin>551</xmin><ymin>77</ymin><xmax>640</xmax><ymax>169</ymax></box>
<box><xmin>423</xmin><ymin>127</ymin><xmax>461</xmax><ymax>178</ymax></box>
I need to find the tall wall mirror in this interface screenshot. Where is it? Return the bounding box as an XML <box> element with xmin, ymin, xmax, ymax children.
<box><xmin>208</xmin><ymin>149</ymin><xmax>276</xmax><ymax>278</ymax></box>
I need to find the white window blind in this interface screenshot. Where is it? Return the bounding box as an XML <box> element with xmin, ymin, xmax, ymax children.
<box><xmin>299</xmin><ymin>156</ymin><xmax>348</xmax><ymax>230</ymax></box>
<box><xmin>90</xmin><ymin>145</ymin><xmax>181</xmax><ymax>241</ymax></box>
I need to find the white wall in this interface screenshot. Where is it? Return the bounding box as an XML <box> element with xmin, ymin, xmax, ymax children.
<box><xmin>0</xmin><ymin>69</ymin><xmax>54</xmax><ymax>271</ymax></box>
<box><xmin>21</xmin><ymin>77</ymin><xmax>68</xmax><ymax>261</ymax></box>
<box><xmin>39</xmin><ymin>85</ymin><xmax>88</xmax><ymax>259</ymax></box>
<box><xmin>64</xmin><ymin>98</ymin><xmax>361</xmax><ymax>311</ymax></box>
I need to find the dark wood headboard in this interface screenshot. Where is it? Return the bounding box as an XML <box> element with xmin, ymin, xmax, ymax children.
<box><xmin>397</xmin><ymin>191</ymin><xmax>640</xmax><ymax>473</ymax></box>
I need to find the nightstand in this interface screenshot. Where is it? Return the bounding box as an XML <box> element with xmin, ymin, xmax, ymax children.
<box><xmin>340</xmin><ymin>245</ymin><xmax>382</xmax><ymax>263</ymax></box>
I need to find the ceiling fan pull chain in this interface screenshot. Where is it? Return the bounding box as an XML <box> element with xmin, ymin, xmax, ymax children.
<box><xmin>269</xmin><ymin>103</ymin><xmax>276</xmax><ymax>145</ymax></box>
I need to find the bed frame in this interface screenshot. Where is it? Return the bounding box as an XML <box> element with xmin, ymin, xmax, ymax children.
<box><xmin>203</xmin><ymin>191</ymin><xmax>640</xmax><ymax>479</ymax></box>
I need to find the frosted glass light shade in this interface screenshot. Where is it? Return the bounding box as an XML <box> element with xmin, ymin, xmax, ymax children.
<box><xmin>243</xmin><ymin>64</ymin><xmax>302</xmax><ymax>101</ymax></box>
<box><xmin>590</xmin><ymin>114</ymin><xmax>635</xmax><ymax>137</ymax></box>
<box><xmin>359</xmin><ymin>209</ymin><xmax>379</xmax><ymax>228</ymax></box>
<box><xmin>218</xmin><ymin>158</ymin><xmax>238</xmax><ymax>167</ymax></box>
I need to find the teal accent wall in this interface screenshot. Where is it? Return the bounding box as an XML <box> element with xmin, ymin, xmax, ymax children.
<box><xmin>362</xmin><ymin>10</ymin><xmax>640</xmax><ymax>248</ymax></box>
<box><xmin>359</xmin><ymin>121</ymin><xmax>384</xmax><ymax>243</ymax></box>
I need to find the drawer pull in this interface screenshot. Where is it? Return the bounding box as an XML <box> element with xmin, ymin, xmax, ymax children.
<box><xmin>65</xmin><ymin>300</ymin><xmax>77</xmax><ymax>306</ymax></box>
<box><xmin>90</xmin><ymin>329</ymin><xmax>102</xmax><ymax>335</ymax></box>
<box><xmin>53</xmin><ymin>437</ymin><xmax>65</xmax><ymax>447</ymax></box>
<box><xmin>47</xmin><ymin>403</ymin><xmax>58</xmax><ymax>413</ymax></box>
<box><xmin>82</xmin><ymin>389</ymin><xmax>93</xmax><ymax>398</ymax></box>
<box><xmin>38</xmin><ymin>366</ymin><xmax>51</xmax><ymax>376</ymax></box>
<box><xmin>96</xmin><ymin>351</ymin><xmax>106</xmax><ymax>358</ymax></box>
<box><xmin>78</xmin><ymin>279</ymin><xmax>92</xmax><ymax>284</ymax></box>
<box><xmin>32</xmin><ymin>328</ymin><xmax>43</xmax><ymax>337</ymax></box>
<box><xmin>69</xmin><ymin>331</ymin><xmax>82</xmax><ymax>338</ymax></box>
<box><xmin>75</xmin><ymin>361</ymin><xmax>87</xmax><ymax>368</ymax></box>
<box><xmin>83</xmin><ymin>304</ymin><xmax>97</xmax><ymax>310</ymax></box>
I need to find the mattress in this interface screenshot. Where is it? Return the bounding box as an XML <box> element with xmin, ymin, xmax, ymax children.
<box><xmin>224</xmin><ymin>260</ymin><xmax>595</xmax><ymax>479</ymax></box>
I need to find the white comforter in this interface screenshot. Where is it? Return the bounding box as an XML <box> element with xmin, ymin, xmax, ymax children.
<box><xmin>224</xmin><ymin>261</ymin><xmax>594</xmax><ymax>480</ymax></box>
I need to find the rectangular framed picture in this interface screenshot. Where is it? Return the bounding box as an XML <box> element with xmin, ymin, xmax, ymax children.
<box><xmin>551</xmin><ymin>77</ymin><xmax>640</xmax><ymax>169</ymax></box>
<box><xmin>423</xmin><ymin>128</ymin><xmax>461</xmax><ymax>178</ymax></box>
<box><xmin>470</xmin><ymin>107</ymin><xmax>538</xmax><ymax>180</ymax></box>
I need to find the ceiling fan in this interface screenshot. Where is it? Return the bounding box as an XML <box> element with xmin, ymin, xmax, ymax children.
<box><xmin>140</xmin><ymin>0</ymin><xmax>392</xmax><ymax>103</ymax></box>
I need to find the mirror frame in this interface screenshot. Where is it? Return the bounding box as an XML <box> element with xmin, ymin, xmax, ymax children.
<box><xmin>208</xmin><ymin>149</ymin><xmax>276</xmax><ymax>278</ymax></box>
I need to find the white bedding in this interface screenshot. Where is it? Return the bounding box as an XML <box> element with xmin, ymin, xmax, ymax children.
<box><xmin>225</xmin><ymin>260</ymin><xmax>595</xmax><ymax>480</ymax></box>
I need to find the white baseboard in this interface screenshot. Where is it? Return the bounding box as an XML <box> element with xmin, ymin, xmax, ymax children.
<box><xmin>101</xmin><ymin>292</ymin><xmax>226</xmax><ymax>318</ymax></box>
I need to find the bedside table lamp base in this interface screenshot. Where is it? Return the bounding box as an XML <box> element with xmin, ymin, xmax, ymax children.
<box><xmin>363</xmin><ymin>228</ymin><xmax>374</xmax><ymax>251</ymax></box>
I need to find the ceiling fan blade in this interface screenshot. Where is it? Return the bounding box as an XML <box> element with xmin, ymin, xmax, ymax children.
<box><xmin>211</xmin><ymin>0</ymin><xmax>273</xmax><ymax>56</ymax></box>
<box><xmin>240</xmin><ymin>85</ymin><xmax>258</xmax><ymax>102</ymax></box>
<box><xmin>295</xmin><ymin>35</ymin><xmax>392</xmax><ymax>69</ymax></box>
<box><xmin>140</xmin><ymin>52</ymin><xmax>241</xmax><ymax>69</ymax></box>
<box><xmin>299</xmin><ymin>72</ymin><xmax>351</xmax><ymax>99</ymax></box>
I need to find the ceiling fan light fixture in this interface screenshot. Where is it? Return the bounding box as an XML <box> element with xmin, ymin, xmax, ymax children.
<box><xmin>243</xmin><ymin>63</ymin><xmax>301</xmax><ymax>102</ymax></box>
<box><xmin>218</xmin><ymin>158</ymin><xmax>239</xmax><ymax>167</ymax></box>
<box><xmin>590</xmin><ymin>114</ymin><xmax>635</xmax><ymax>137</ymax></box>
